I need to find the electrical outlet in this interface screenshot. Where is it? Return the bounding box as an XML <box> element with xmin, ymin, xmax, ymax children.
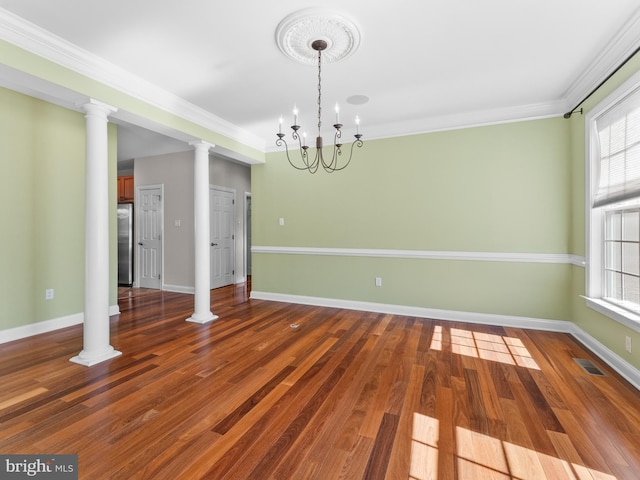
<box><xmin>626</xmin><ymin>336</ymin><xmax>632</xmax><ymax>353</ymax></box>
<box><xmin>45</xmin><ymin>289</ymin><xmax>54</xmax><ymax>300</ymax></box>
<box><xmin>375</xmin><ymin>277</ymin><xmax>382</xmax><ymax>287</ymax></box>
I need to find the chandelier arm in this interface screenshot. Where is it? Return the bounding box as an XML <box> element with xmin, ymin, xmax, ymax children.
<box><xmin>329</xmin><ymin>138</ymin><xmax>363</xmax><ymax>172</ymax></box>
<box><xmin>295</xmin><ymin>129</ymin><xmax>315</xmax><ymax>170</ymax></box>
<box><xmin>308</xmin><ymin>149</ymin><xmax>319</xmax><ymax>174</ymax></box>
<box><xmin>279</xmin><ymin>132</ymin><xmax>309</xmax><ymax>171</ymax></box>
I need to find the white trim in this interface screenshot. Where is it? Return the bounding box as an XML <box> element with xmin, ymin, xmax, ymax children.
<box><xmin>570</xmin><ymin>255</ymin><xmax>586</xmax><ymax>267</ymax></box>
<box><xmin>252</xmin><ymin>245</ymin><xmax>580</xmax><ymax>265</ymax></box>
<box><xmin>164</xmin><ymin>284</ymin><xmax>195</xmax><ymax>294</ymax></box>
<box><xmin>250</xmin><ymin>290</ymin><xmax>640</xmax><ymax>391</ymax></box>
<box><xmin>0</xmin><ymin>304</ymin><xmax>120</xmax><ymax>345</ymax></box>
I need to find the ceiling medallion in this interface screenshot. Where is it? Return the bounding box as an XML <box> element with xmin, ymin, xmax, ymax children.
<box><xmin>275</xmin><ymin>8</ymin><xmax>362</xmax><ymax>65</ymax></box>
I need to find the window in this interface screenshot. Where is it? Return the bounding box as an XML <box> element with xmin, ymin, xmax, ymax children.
<box><xmin>586</xmin><ymin>70</ymin><xmax>640</xmax><ymax>331</ymax></box>
<box><xmin>604</xmin><ymin>208</ymin><xmax>640</xmax><ymax>313</ymax></box>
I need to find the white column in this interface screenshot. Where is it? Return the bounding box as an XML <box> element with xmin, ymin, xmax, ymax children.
<box><xmin>70</xmin><ymin>100</ymin><xmax>122</xmax><ymax>366</ymax></box>
<box><xmin>187</xmin><ymin>141</ymin><xmax>218</xmax><ymax>324</ymax></box>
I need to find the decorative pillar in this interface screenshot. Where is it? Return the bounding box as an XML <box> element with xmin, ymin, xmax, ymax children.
<box><xmin>70</xmin><ymin>100</ymin><xmax>122</xmax><ymax>366</ymax></box>
<box><xmin>187</xmin><ymin>141</ymin><xmax>219</xmax><ymax>324</ymax></box>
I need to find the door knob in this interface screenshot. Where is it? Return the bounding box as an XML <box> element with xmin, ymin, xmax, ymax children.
<box><xmin>211</xmin><ymin>243</ymin><xmax>218</xmax><ymax>246</ymax></box>
<box><xmin>138</xmin><ymin>242</ymin><xmax>143</xmax><ymax>246</ymax></box>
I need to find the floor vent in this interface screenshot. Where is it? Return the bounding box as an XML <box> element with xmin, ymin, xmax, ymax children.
<box><xmin>574</xmin><ymin>358</ymin><xmax>606</xmax><ymax>376</ymax></box>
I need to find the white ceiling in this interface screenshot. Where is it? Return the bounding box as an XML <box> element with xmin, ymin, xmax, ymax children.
<box><xmin>1</xmin><ymin>0</ymin><xmax>639</xmax><ymax>163</ymax></box>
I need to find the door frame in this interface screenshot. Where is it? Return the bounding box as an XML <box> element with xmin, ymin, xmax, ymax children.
<box><xmin>135</xmin><ymin>184</ymin><xmax>164</xmax><ymax>289</ymax></box>
<box><xmin>244</xmin><ymin>192</ymin><xmax>251</xmax><ymax>281</ymax></box>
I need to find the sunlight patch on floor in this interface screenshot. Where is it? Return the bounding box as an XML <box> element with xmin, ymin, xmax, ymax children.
<box><xmin>429</xmin><ymin>326</ymin><xmax>540</xmax><ymax>370</ymax></box>
<box><xmin>409</xmin><ymin>412</ymin><xmax>618</xmax><ymax>480</ymax></box>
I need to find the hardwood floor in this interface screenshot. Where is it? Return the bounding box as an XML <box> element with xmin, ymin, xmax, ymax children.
<box><xmin>2</xmin><ymin>283</ymin><xmax>640</xmax><ymax>479</ymax></box>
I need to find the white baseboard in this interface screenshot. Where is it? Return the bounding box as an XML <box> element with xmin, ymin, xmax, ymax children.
<box><xmin>164</xmin><ymin>284</ymin><xmax>195</xmax><ymax>294</ymax></box>
<box><xmin>164</xmin><ymin>282</ymin><xmax>246</xmax><ymax>294</ymax></box>
<box><xmin>250</xmin><ymin>290</ymin><xmax>640</xmax><ymax>391</ymax></box>
<box><xmin>0</xmin><ymin>304</ymin><xmax>120</xmax><ymax>344</ymax></box>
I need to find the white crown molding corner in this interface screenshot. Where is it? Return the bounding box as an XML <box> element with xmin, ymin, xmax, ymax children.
<box><xmin>562</xmin><ymin>7</ymin><xmax>640</xmax><ymax>111</ymax></box>
<box><xmin>0</xmin><ymin>7</ymin><xmax>265</xmax><ymax>153</ymax></box>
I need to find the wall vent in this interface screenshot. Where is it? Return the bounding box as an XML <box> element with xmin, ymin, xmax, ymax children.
<box><xmin>574</xmin><ymin>358</ymin><xmax>606</xmax><ymax>376</ymax></box>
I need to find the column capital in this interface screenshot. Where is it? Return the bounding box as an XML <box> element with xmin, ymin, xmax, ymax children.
<box><xmin>81</xmin><ymin>99</ymin><xmax>118</xmax><ymax>117</ymax></box>
<box><xmin>189</xmin><ymin>140</ymin><xmax>215</xmax><ymax>152</ymax></box>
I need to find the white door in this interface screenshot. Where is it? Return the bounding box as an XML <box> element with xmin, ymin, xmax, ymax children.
<box><xmin>210</xmin><ymin>187</ymin><xmax>235</xmax><ymax>289</ymax></box>
<box><xmin>137</xmin><ymin>186</ymin><xmax>163</xmax><ymax>289</ymax></box>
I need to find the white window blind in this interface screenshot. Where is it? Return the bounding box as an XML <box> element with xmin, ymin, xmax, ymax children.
<box><xmin>593</xmin><ymin>87</ymin><xmax>640</xmax><ymax>208</ymax></box>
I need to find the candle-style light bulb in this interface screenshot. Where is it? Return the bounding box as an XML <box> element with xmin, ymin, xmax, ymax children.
<box><xmin>279</xmin><ymin>116</ymin><xmax>283</xmax><ymax>134</ymax></box>
<box><xmin>293</xmin><ymin>106</ymin><xmax>298</xmax><ymax>126</ymax></box>
<box><xmin>355</xmin><ymin>115</ymin><xmax>360</xmax><ymax>135</ymax></box>
<box><xmin>302</xmin><ymin>131</ymin><xmax>307</xmax><ymax>147</ymax></box>
<box><xmin>335</xmin><ymin>103</ymin><xmax>340</xmax><ymax>124</ymax></box>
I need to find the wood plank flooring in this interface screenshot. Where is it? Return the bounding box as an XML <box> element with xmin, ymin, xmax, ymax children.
<box><xmin>2</xmin><ymin>283</ymin><xmax>640</xmax><ymax>479</ymax></box>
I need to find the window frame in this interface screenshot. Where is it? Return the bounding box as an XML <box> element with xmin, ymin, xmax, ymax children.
<box><xmin>585</xmin><ymin>68</ymin><xmax>640</xmax><ymax>334</ymax></box>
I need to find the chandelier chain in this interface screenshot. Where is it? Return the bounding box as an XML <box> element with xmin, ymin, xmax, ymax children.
<box><xmin>317</xmin><ymin>48</ymin><xmax>322</xmax><ymax>135</ymax></box>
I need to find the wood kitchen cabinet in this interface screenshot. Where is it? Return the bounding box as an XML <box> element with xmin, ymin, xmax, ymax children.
<box><xmin>118</xmin><ymin>176</ymin><xmax>134</xmax><ymax>202</ymax></box>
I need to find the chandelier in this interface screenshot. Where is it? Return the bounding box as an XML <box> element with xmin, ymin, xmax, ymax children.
<box><xmin>275</xmin><ymin>13</ymin><xmax>364</xmax><ymax>173</ymax></box>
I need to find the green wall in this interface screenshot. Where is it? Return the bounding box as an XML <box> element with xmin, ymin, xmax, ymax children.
<box><xmin>252</xmin><ymin>117</ymin><xmax>572</xmax><ymax>321</ymax></box>
<box><xmin>0</xmin><ymin>86</ymin><xmax>118</xmax><ymax>330</ymax></box>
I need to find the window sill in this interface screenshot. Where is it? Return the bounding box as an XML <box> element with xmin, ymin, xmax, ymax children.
<box><xmin>583</xmin><ymin>296</ymin><xmax>640</xmax><ymax>334</ymax></box>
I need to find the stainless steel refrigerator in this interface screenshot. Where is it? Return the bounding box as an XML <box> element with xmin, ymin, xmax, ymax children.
<box><xmin>117</xmin><ymin>203</ymin><xmax>134</xmax><ymax>286</ymax></box>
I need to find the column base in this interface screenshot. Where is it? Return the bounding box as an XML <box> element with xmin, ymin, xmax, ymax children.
<box><xmin>186</xmin><ymin>312</ymin><xmax>219</xmax><ymax>324</ymax></box>
<box><xmin>70</xmin><ymin>347</ymin><xmax>122</xmax><ymax>367</ymax></box>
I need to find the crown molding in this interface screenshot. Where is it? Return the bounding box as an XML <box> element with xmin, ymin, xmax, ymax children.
<box><xmin>365</xmin><ymin>100</ymin><xmax>564</xmax><ymax>142</ymax></box>
<box><xmin>562</xmin><ymin>7</ymin><xmax>640</xmax><ymax>111</ymax></box>
<box><xmin>0</xmin><ymin>7</ymin><xmax>265</xmax><ymax>152</ymax></box>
